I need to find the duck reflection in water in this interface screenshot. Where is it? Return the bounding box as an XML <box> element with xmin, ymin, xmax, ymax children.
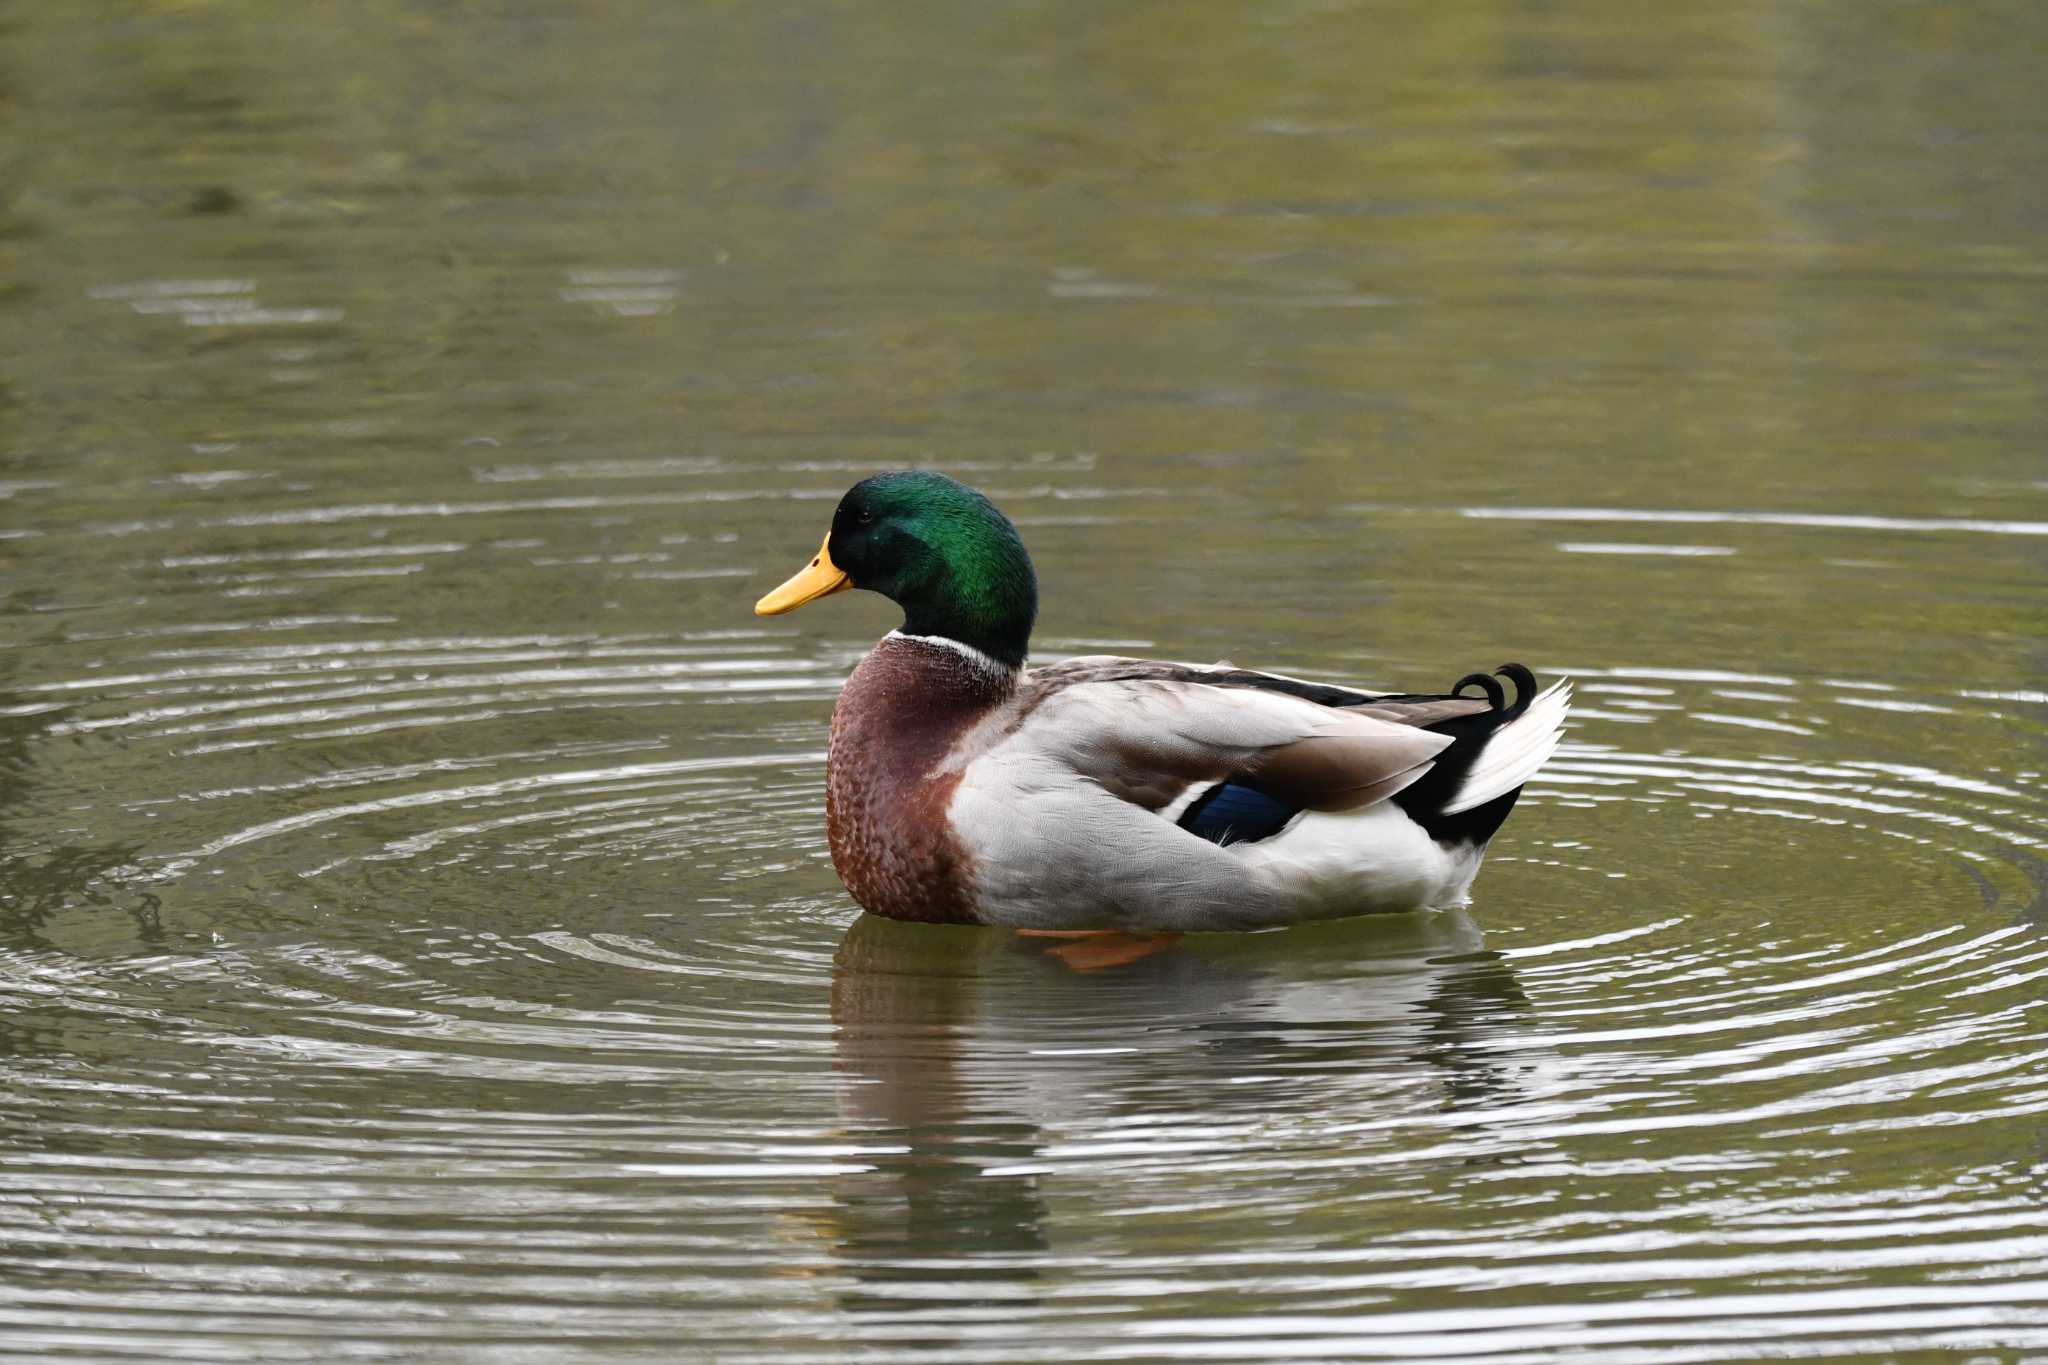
<box><xmin>823</xmin><ymin>908</ymin><xmax>1539</xmax><ymax>1324</ymax></box>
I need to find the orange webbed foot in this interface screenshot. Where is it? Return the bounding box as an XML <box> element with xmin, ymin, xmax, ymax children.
<box><xmin>1016</xmin><ymin>929</ymin><xmax>1183</xmax><ymax>971</ymax></box>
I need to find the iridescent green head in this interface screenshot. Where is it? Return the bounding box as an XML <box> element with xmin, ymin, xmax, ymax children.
<box><xmin>755</xmin><ymin>471</ymin><xmax>1038</xmax><ymax>669</ymax></box>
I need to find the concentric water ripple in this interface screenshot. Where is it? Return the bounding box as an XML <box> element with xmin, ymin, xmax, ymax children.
<box><xmin>4</xmin><ymin>627</ymin><xmax>2044</xmax><ymax>1360</ymax></box>
<box><xmin>10</xmin><ymin>0</ymin><xmax>2048</xmax><ymax>1352</ymax></box>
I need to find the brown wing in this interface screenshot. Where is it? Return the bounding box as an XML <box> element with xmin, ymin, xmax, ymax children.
<box><xmin>1018</xmin><ymin>672</ymin><xmax>1453</xmax><ymax>818</ymax></box>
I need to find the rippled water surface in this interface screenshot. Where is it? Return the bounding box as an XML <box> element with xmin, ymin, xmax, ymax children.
<box><xmin>4</xmin><ymin>3</ymin><xmax>2047</xmax><ymax>1361</ymax></box>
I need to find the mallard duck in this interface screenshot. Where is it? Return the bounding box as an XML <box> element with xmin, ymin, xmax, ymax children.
<box><xmin>756</xmin><ymin>471</ymin><xmax>1569</xmax><ymax>932</ymax></box>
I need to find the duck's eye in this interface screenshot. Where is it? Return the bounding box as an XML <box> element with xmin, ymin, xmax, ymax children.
<box><xmin>856</xmin><ymin>509</ymin><xmax>873</xmax><ymax>525</ymax></box>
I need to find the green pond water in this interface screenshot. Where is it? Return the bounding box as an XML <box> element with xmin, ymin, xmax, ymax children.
<box><xmin>3</xmin><ymin>3</ymin><xmax>2046</xmax><ymax>1360</ymax></box>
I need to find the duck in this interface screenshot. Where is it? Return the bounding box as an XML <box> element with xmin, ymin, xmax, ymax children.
<box><xmin>755</xmin><ymin>471</ymin><xmax>1569</xmax><ymax>933</ymax></box>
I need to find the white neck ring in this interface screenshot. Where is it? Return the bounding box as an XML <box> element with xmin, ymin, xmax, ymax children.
<box><xmin>885</xmin><ymin>630</ymin><xmax>1017</xmax><ymax>676</ymax></box>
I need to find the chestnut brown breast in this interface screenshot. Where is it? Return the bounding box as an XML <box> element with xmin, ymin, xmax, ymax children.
<box><xmin>825</xmin><ymin>637</ymin><xmax>1015</xmax><ymax>923</ymax></box>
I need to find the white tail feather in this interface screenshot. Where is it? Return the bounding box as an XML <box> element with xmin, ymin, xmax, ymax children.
<box><xmin>1438</xmin><ymin>678</ymin><xmax>1572</xmax><ymax>816</ymax></box>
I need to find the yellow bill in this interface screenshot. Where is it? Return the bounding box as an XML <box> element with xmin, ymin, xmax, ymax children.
<box><xmin>755</xmin><ymin>534</ymin><xmax>852</xmax><ymax>615</ymax></box>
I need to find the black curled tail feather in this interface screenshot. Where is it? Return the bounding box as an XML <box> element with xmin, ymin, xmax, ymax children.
<box><xmin>1452</xmin><ymin>663</ymin><xmax>1536</xmax><ymax>718</ymax></box>
<box><xmin>1452</xmin><ymin>671</ymin><xmax>1505</xmax><ymax>710</ymax></box>
<box><xmin>1494</xmin><ymin>663</ymin><xmax>1535</xmax><ymax>719</ymax></box>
